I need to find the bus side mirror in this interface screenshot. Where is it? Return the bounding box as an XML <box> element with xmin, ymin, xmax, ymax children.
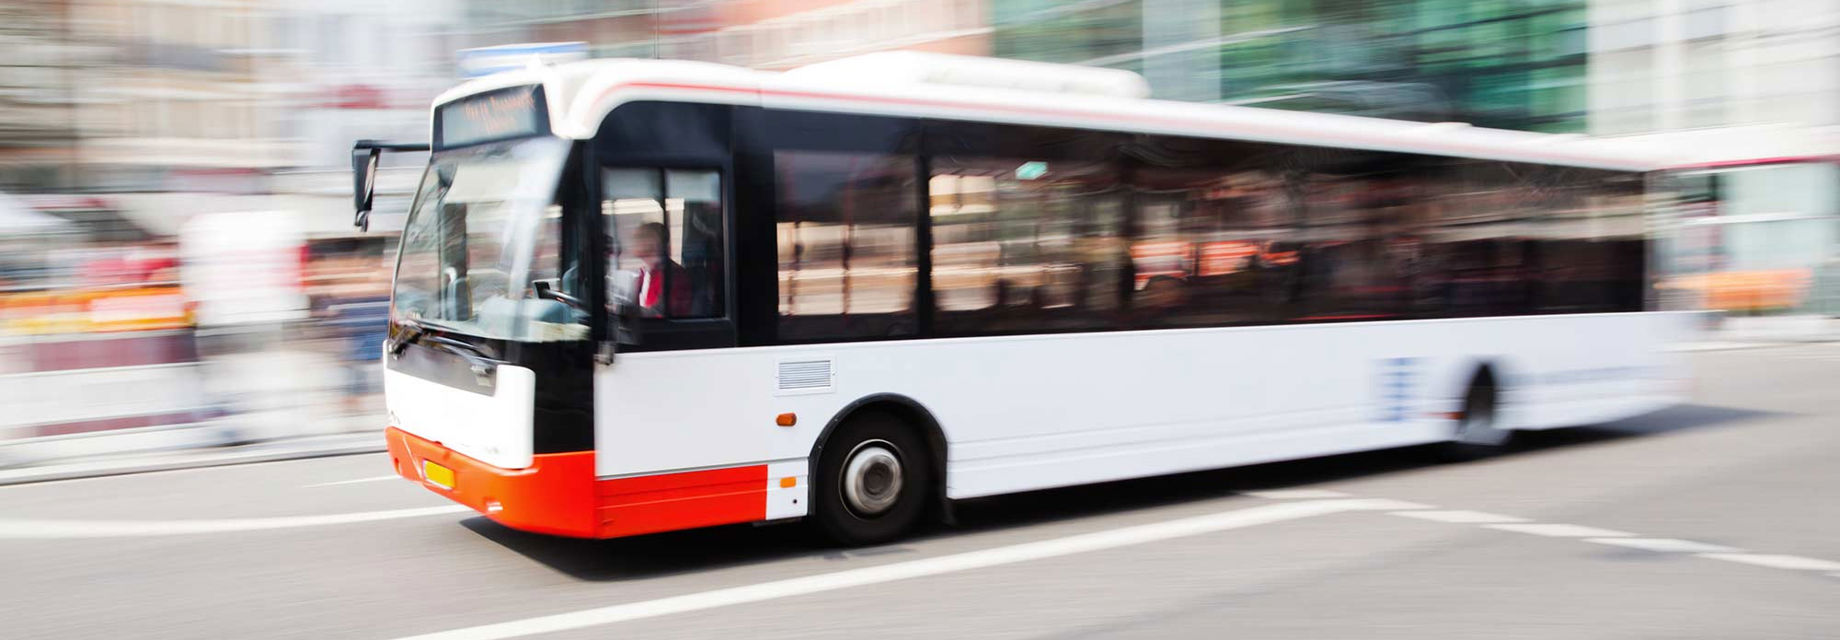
<box><xmin>351</xmin><ymin>139</ymin><xmax>430</xmax><ymax>231</ymax></box>
<box><xmin>352</xmin><ymin>146</ymin><xmax>382</xmax><ymax>231</ymax></box>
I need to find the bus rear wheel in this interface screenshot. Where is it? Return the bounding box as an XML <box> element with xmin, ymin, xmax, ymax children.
<box><xmin>813</xmin><ymin>412</ymin><xmax>931</xmax><ymax>546</ymax></box>
<box><xmin>1435</xmin><ymin>375</ymin><xmax>1511</xmax><ymax>461</ymax></box>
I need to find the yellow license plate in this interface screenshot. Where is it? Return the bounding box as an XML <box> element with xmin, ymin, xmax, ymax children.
<box><xmin>422</xmin><ymin>460</ymin><xmax>455</xmax><ymax>489</ymax></box>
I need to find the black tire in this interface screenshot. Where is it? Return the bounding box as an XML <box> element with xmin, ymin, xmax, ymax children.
<box><xmin>812</xmin><ymin>411</ymin><xmax>932</xmax><ymax>546</ymax></box>
<box><xmin>1433</xmin><ymin>376</ymin><xmax>1511</xmax><ymax>462</ymax></box>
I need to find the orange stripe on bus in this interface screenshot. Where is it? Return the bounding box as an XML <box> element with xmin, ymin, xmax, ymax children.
<box><xmin>388</xmin><ymin>428</ymin><xmax>779</xmax><ymax>539</ymax></box>
<box><xmin>595</xmin><ymin>465</ymin><xmax>769</xmax><ymax>538</ymax></box>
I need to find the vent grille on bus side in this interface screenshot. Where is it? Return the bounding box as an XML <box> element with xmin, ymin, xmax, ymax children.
<box><xmin>777</xmin><ymin>359</ymin><xmax>833</xmax><ymax>392</ymax></box>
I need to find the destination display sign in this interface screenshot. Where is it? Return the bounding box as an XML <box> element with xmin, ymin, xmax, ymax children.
<box><xmin>436</xmin><ymin>85</ymin><xmax>547</xmax><ymax>149</ymax></box>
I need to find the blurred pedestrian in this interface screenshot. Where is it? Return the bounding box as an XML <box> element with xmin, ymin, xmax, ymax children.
<box><xmin>314</xmin><ymin>260</ymin><xmax>391</xmax><ymax>413</ymax></box>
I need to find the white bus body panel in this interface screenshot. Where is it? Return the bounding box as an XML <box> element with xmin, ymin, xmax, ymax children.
<box><xmin>594</xmin><ymin>312</ymin><xmax>1692</xmax><ymax>501</ymax></box>
<box><xmin>385</xmin><ymin>365</ymin><xmax>536</xmax><ymax>469</ymax></box>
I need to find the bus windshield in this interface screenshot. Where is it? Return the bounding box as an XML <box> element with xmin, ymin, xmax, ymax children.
<box><xmin>391</xmin><ymin>136</ymin><xmax>585</xmax><ymax>342</ymax></box>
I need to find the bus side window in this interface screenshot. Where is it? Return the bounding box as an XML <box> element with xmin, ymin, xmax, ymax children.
<box><xmin>1129</xmin><ymin>163</ymin><xmax>1295</xmax><ymax>328</ymax></box>
<box><xmin>774</xmin><ymin>150</ymin><xmax>919</xmax><ymax>341</ymax></box>
<box><xmin>930</xmin><ymin>156</ymin><xmax>1126</xmax><ymax>336</ymax></box>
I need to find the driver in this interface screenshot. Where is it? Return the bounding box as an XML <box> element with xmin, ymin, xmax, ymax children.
<box><xmin>625</xmin><ymin>222</ymin><xmax>691</xmax><ymax>317</ymax></box>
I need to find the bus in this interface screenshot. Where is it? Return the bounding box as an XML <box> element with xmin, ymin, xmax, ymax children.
<box><xmin>360</xmin><ymin>52</ymin><xmax>1695</xmax><ymax>545</ymax></box>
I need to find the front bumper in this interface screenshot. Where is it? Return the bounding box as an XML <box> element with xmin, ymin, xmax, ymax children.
<box><xmin>386</xmin><ymin>427</ymin><xmax>778</xmax><ymax>539</ymax></box>
<box><xmin>385</xmin><ymin>427</ymin><xmax>599</xmax><ymax>538</ymax></box>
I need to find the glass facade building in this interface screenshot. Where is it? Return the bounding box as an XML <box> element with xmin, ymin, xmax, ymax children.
<box><xmin>994</xmin><ymin>0</ymin><xmax>1590</xmax><ymax>132</ymax></box>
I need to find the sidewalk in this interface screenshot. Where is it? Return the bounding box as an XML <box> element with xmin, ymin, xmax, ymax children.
<box><xmin>1710</xmin><ymin>315</ymin><xmax>1840</xmax><ymax>343</ymax></box>
<box><xmin>1673</xmin><ymin>315</ymin><xmax>1840</xmax><ymax>351</ymax></box>
<box><xmin>0</xmin><ymin>431</ymin><xmax>384</xmax><ymax>486</ymax></box>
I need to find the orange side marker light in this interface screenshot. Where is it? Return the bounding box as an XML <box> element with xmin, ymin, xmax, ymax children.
<box><xmin>779</xmin><ymin>477</ymin><xmax>797</xmax><ymax>489</ymax></box>
<box><xmin>776</xmin><ymin>412</ymin><xmax>797</xmax><ymax>427</ymax></box>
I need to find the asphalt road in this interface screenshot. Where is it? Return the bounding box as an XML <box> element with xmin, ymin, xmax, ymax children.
<box><xmin>2</xmin><ymin>343</ymin><xmax>1837</xmax><ymax>639</ymax></box>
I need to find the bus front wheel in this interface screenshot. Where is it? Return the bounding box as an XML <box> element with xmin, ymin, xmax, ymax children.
<box><xmin>813</xmin><ymin>412</ymin><xmax>931</xmax><ymax>546</ymax></box>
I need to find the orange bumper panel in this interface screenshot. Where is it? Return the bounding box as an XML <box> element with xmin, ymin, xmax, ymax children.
<box><xmin>385</xmin><ymin>427</ymin><xmax>599</xmax><ymax>538</ymax></box>
<box><xmin>596</xmin><ymin>465</ymin><xmax>768</xmax><ymax>538</ymax></box>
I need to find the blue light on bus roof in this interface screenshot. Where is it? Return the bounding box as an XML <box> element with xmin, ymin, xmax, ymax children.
<box><xmin>456</xmin><ymin>42</ymin><xmax>587</xmax><ymax>78</ymax></box>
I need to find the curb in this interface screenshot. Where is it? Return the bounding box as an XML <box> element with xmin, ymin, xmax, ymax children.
<box><xmin>0</xmin><ymin>436</ymin><xmax>386</xmax><ymax>487</ymax></box>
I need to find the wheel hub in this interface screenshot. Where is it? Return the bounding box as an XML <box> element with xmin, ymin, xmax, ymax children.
<box><xmin>1456</xmin><ymin>398</ymin><xmax>1510</xmax><ymax>446</ymax></box>
<box><xmin>841</xmin><ymin>441</ymin><xmax>904</xmax><ymax>517</ymax></box>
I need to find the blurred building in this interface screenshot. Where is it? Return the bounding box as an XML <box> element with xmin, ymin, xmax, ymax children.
<box><xmin>993</xmin><ymin>0</ymin><xmax>1592</xmax><ymax>132</ymax></box>
<box><xmin>267</xmin><ymin>0</ymin><xmax>462</xmax><ymax>169</ymax></box>
<box><xmin>0</xmin><ymin>0</ymin><xmax>93</xmax><ymax>193</ymax></box>
<box><xmin>463</xmin><ymin>1</ymin><xmax>699</xmax><ymax>60</ymax></box>
<box><xmin>261</xmin><ymin>0</ymin><xmax>458</xmax><ymax>238</ymax></box>
<box><xmin>66</xmin><ymin>0</ymin><xmax>294</xmax><ymax>194</ymax></box>
<box><xmin>461</xmin><ymin>0</ymin><xmax>989</xmax><ymax>71</ymax></box>
<box><xmin>1589</xmin><ymin>0</ymin><xmax>1839</xmax><ymax>316</ymax></box>
<box><xmin>1587</xmin><ymin>0</ymin><xmax>1837</xmax><ymax>135</ymax></box>
<box><xmin>59</xmin><ymin>0</ymin><xmax>459</xmax><ymax>176</ymax></box>
<box><xmin>715</xmin><ymin>0</ymin><xmax>988</xmax><ymax>69</ymax></box>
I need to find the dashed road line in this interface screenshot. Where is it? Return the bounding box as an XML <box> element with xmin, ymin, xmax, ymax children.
<box><xmin>1242</xmin><ymin>489</ymin><xmax>1353</xmax><ymax>500</ymax></box>
<box><xmin>1483</xmin><ymin>523</ymin><xmax>1634</xmax><ymax>538</ymax></box>
<box><xmin>1698</xmin><ymin>554</ymin><xmax>1840</xmax><ymax>572</ymax></box>
<box><xmin>1584</xmin><ymin>538</ymin><xmax>1740</xmax><ymax>553</ymax></box>
<box><xmin>383</xmin><ymin>498</ymin><xmax>1419</xmax><ymax>640</ymax></box>
<box><xmin>1249</xmin><ymin>491</ymin><xmax>1840</xmax><ymax>580</ymax></box>
<box><xmin>306</xmin><ymin>475</ymin><xmax>402</xmax><ymax>488</ymax></box>
<box><xmin>1394</xmin><ymin>510</ymin><xmax>1528</xmax><ymax>524</ymax></box>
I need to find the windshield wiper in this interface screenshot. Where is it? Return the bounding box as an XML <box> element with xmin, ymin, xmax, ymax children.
<box><xmin>389</xmin><ymin>318</ymin><xmax>502</xmax><ymax>360</ymax></box>
<box><xmin>388</xmin><ymin>320</ymin><xmax>501</xmax><ymax>382</ymax></box>
<box><xmin>422</xmin><ymin>335</ymin><xmax>501</xmax><ymax>381</ymax></box>
<box><xmin>423</xmin><ymin>334</ymin><xmax>498</xmax><ymax>360</ymax></box>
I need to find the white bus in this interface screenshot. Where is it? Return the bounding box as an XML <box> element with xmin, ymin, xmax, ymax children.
<box><xmin>360</xmin><ymin>52</ymin><xmax>1694</xmax><ymax>544</ymax></box>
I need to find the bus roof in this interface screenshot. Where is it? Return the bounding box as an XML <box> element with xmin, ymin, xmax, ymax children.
<box><xmin>433</xmin><ymin>54</ymin><xmax>1664</xmax><ymax>173</ymax></box>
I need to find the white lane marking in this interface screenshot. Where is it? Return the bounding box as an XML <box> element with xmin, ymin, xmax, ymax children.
<box><xmin>385</xmin><ymin>498</ymin><xmax>1416</xmax><ymax>640</ymax></box>
<box><xmin>0</xmin><ymin>505</ymin><xmax>472</xmax><ymax>539</ymax></box>
<box><xmin>1256</xmin><ymin>492</ymin><xmax>1840</xmax><ymax>578</ymax></box>
<box><xmin>1585</xmin><ymin>538</ymin><xmax>1740</xmax><ymax>553</ymax></box>
<box><xmin>1484</xmin><ymin>523</ymin><xmax>1634</xmax><ymax>538</ymax></box>
<box><xmin>1242</xmin><ymin>489</ymin><xmax>1352</xmax><ymax>499</ymax></box>
<box><xmin>306</xmin><ymin>475</ymin><xmax>403</xmax><ymax>488</ymax></box>
<box><xmin>1393</xmin><ymin>510</ymin><xmax>1529</xmax><ymax>524</ymax></box>
<box><xmin>1697</xmin><ymin>553</ymin><xmax>1840</xmax><ymax>572</ymax></box>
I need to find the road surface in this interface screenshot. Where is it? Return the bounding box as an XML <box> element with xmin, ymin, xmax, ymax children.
<box><xmin>1</xmin><ymin>343</ymin><xmax>1836</xmax><ymax>639</ymax></box>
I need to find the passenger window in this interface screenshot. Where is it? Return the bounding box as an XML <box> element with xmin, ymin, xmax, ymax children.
<box><xmin>774</xmin><ymin>150</ymin><xmax>919</xmax><ymax>340</ymax></box>
<box><xmin>1535</xmin><ymin>170</ymin><xmax>1646</xmax><ymax>313</ymax></box>
<box><xmin>1130</xmin><ymin>163</ymin><xmax>1296</xmax><ymax>327</ymax></box>
<box><xmin>930</xmin><ymin>157</ymin><xmax>1127</xmax><ymax>335</ymax></box>
<box><xmin>602</xmin><ymin>168</ymin><xmax>725</xmax><ymax>319</ymax></box>
<box><xmin>1293</xmin><ymin>157</ymin><xmax>1420</xmax><ymax>321</ymax></box>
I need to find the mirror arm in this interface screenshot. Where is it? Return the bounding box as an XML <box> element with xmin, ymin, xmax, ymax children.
<box><xmin>351</xmin><ymin>139</ymin><xmax>430</xmax><ymax>231</ymax></box>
